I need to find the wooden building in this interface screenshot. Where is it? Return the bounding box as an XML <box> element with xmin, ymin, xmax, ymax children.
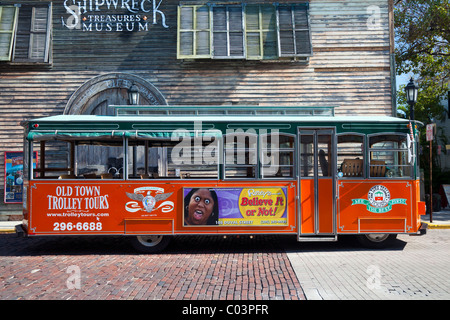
<box><xmin>0</xmin><ymin>0</ymin><xmax>395</xmax><ymax>219</ymax></box>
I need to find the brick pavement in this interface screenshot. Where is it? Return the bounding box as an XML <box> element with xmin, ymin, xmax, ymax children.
<box><xmin>0</xmin><ymin>234</ymin><xmax>305</xmax><ymax>300</ymax></box>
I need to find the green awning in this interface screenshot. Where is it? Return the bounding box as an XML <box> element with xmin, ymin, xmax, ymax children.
<box><xmin>27</xmin><ymin>130</ymin><xmax>222</xmax><ymax>141</ymax></box>
<box><xmin>27</xmin><ymin>131</ymin><xmax>129</xmax><ymax>141</ymax></box>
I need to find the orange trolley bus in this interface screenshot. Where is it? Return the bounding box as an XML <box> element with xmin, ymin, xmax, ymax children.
<box><xmin>17</xmin><ymin>106</ymin><xmax>427</xmax><ymax>252</ymax></box>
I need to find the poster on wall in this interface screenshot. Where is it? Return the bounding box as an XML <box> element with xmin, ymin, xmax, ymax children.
<box><xmin>183</xmin><ymin>187</ymin><xmax>288</xmax><ymax>227</ymax></box>
<box><xmin>4</xmin><ymin>151</ymin><xmax>37</xmax><ymax>204</ymax></box>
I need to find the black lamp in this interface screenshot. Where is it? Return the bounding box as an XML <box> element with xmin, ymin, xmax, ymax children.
<box><xmin>128</xmin><ymin>83</ymin><xmax>140</xmax><ymax>105</ymax></box>
<box><xmin>405</xmin><ymin>78</ymin><xmax>418</xmax><ymax>120</ymax></box>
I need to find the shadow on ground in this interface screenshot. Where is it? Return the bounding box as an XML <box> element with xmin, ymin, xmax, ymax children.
<box><xmin>0</xmin><ymin>233</ymin><xmax>407</xmax><ymax>257</ymax></box>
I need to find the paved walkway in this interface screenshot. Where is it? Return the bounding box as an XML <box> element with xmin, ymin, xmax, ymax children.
<box><xmin>284</xmin><ymin>209</ymin><xmax>450</xmax><ymax>300</ymax></box>
<box><xmin>286</xmin><ymin>229</ymin><xmax>450</xmax><ymax>300</ymax></box>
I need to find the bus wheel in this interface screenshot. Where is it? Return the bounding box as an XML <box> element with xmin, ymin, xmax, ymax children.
<box><xmin>356</xmin><ymin>234</ymin><xmax>397</xmax><ymax>249</ymax></box>
<box><xmin>130</xmin><ymin>235</ymin><xmax>171</xmax><ymax>253</ymax></box>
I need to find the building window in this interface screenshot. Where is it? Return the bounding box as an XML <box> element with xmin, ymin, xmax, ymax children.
<box><xmin>0</xmin><ymin>3</ymin><xmax>52</xmax><ymax>64</ymax></box>
<box><xmin>177</xmin><ymin>2</ymin><xmax>312</xmax><ymax>61</ymax></box>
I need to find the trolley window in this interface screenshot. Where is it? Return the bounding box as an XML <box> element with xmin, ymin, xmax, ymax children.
<box><xmin>31</xmin><ymin>139</ymin><xmax>75</xmax><ymax>179</ymax></box>
<box><xmin>369</xmin><ymin>133</ymin><xmax>412</xmax><ymax>178</ymax></box>
<box><xmin>260</xmin><ymin>132</ymin><xmax>295</xmax><ymax>178</ymax></box>
<box><xmin>224</xmin><ymin>131</ymin><xmax>257</xmax><ymax>178</ymax></box>
<box><xmin>77</xmin><ymin>141</ymin><xmax>124</xmax><ymax>179</ymax></box>
<box><xmin>299</xmin><ymin>132</ymin><xmax>332</xmax><ymax>178</ymax></box>
<box><xmin>29</xmin><ymin>134</ymin><xmax>125</xmax><ymax>179</ymax></box>
<box><xmin>337</xmin><ymin>134</ymin><xmax>364</xmax><ymax>178</ymax></box>
<box><xmin>128</xmin><ymin>131</ymin><xmax>219</xmax><ymax>179</ymax></box>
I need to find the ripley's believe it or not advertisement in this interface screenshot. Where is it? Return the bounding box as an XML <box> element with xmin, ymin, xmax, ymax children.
<box><xmin>183</xmin><ymin>187</ymin><xmax>288</xmax><ymax>227</ymax></box>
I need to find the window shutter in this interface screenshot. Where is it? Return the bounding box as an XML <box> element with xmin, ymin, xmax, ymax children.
<box><xmin>195</xmin><ymin>6</ymin><xmax>210</xmax><ymax>56</ymax></box>
<box><xmin>278</xmin><ymin>5</ymin><xmax>295</xmax><ymax>55</ymax></box>
<box><xmin>30</xmin><ymin>6</ymin><xmax>51</xmax><ymax>60</ymax></box>
<box><xmin>178</xmin><ymin>5</ymin><xmax>211</xmax><ymax>59</ymax></box>
<box><xmin>294</xmin><ymin>5</ymin><xmax>312</xmax><ymax>56</ymax></box>
<box><xmin>179</xmin><ymin>6</ymin><xmax>194</xmax><ymax>56</ymax></box>
<box><xmin>228</xmin><ymin>6</ymin><xmax>244</xmax><ymax>58</ymax></box>
<box><xmin>13</xmin><ymin>5</ymin><xmax>32</xmax><ymax>60</ymax></box>
<box><xmin>0</xmin><ymin>6</ymin><xmax>18</xmax><ymax>61</ymax></box>
<box><xmin>245</xmin><ymin>5</ymin><xmax>261</xmax><ymax>59</ymax></box>
<box><xmin>245</xmin><ymin>4</ymin><xmax>277</xmax><ymax>60</ymax></box>
<box><xmin>212</xmin><ymin>6</ymin><xmax>227</xmax><ymax>57</ymax></box>
<box><xmin>277</xmin><ymin>4</ymin><xmax>312</xmax><ymax>57</ymax></box>
<box><xmin>14</xmin><ymin>3</ymin><xmax>51</xmax><ymax>62</ymax></box>
<box><xmin>212</xmin><ymin>5</ymin><xmax>244</xmax><ymax>58</ymax></box>
<box><xmin>261</xmin><ymin>5</ymin><xmax>277</xmax><ymax>60</ymax></box>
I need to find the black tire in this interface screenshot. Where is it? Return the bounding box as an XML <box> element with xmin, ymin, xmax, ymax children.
<box><xmin>130</xmin><ymin>235</ymin><xmax>171</xmax><ymax>253</ymax></box>
<box><xmin>356</xmin><ymin>234</ymin><xmax>397</xmax><ymax>249</ymax></box>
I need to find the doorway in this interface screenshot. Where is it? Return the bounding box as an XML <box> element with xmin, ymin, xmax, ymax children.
<box><xmin>298</xmin><ymin>128</ymin><xmax>336</xmax><ymax>236</ymax></box>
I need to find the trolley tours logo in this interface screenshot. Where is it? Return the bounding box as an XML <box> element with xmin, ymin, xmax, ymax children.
<box><xmin>125</xmin><ymin>186</ymin><xmax>173</xmax><ymax>214</ymax></box>
<box><xmin>352</xmin><ymin>185</ymin><xmax>407</xmax><ymax>213</ymax></box>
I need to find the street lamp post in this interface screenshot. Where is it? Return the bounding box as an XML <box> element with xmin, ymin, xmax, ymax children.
<box><xmin>405</xmin><ymin>78</ymin><xmax>418</xmax><ymax>120</ymax></box>
<box><xmin>128</xmin><ymin>83</ymin><xmax>140</xmax><ymax>105</ymax></box>
<box><xmin>405</xmin><ymin>78</ymin><xmax>432</xmax><ymax>220</ymax></box>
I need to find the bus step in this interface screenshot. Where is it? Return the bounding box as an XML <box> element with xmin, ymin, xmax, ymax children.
<box><xmin>297</xmin><ymin>235</ymin><xmax>337</xmax><ymax>242</ymax></box>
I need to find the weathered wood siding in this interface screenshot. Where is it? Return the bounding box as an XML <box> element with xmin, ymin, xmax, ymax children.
<box><xmin>0</xmin><ymin>0</ymin><xmax>394</xmax><ymax>216</ymax></box>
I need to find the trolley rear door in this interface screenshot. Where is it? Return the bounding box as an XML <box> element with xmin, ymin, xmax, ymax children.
<box><xmin>298</xmin><ymin>128</ymin><xmax>336</xmax><ymax>237</ymax></box>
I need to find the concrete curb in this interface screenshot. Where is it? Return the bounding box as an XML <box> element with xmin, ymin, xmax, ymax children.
<box><xmin>0</xmin><ymin>222</ymin><xmax>21</xmax><ymax>233</ymax></box>
<box><xmin>426</xmin><ymin>223</ymin><xmax>450</xmax><ymax>229</ymax></box>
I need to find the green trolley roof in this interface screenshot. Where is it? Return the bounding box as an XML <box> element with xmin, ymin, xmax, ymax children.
<box><xmin>23</xmin><ymin>106</ymin><xmax>420</xmax><ymax>140</ymax></box>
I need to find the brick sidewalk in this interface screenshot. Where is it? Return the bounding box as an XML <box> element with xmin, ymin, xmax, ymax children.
<box><xmin>0</xmin><ymin>234</ymin><xmax>305</xmax><ymax>300</ymax></box>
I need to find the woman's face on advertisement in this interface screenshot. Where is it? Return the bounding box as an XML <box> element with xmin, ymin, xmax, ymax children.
<box><xmin>187</xmin><ymin>189</ymin><xmax>214</xmax><ymax>225</ymax></box>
